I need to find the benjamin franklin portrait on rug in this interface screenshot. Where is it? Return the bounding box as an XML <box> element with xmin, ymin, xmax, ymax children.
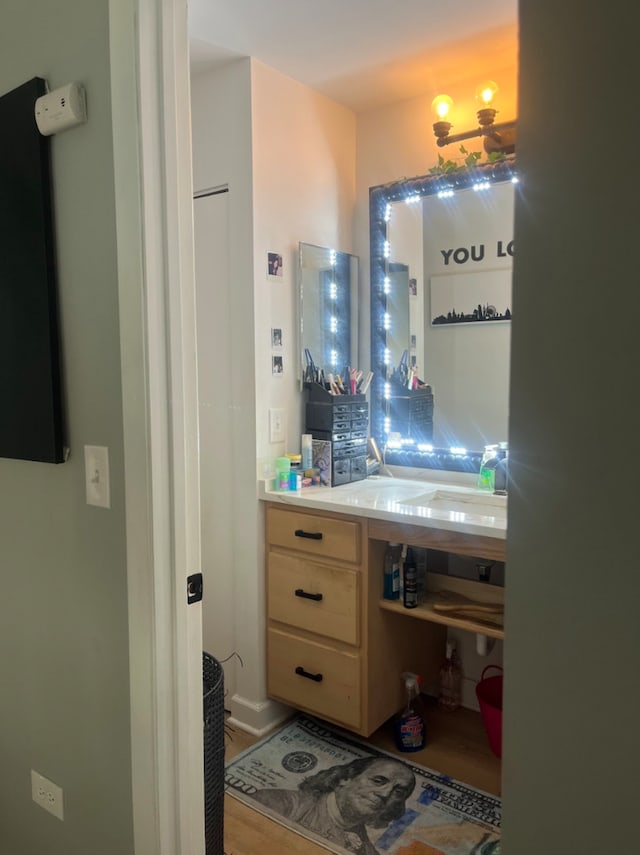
<box><xmin>252</xmin><ymin>755</ymin><xmax>416</xmax><ymax>854</ymax></box>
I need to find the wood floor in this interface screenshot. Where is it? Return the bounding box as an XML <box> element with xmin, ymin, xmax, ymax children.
<box><xmin>223</xmin><ymin>699</ymin><xmax>501</xmax><ymax>855</ymax></box>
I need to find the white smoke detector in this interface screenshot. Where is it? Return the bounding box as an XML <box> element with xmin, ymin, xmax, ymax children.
<box><xmin>35</xmin><ymin>82</ymin><xmax>87</xmax><ymax>136</ymax></box>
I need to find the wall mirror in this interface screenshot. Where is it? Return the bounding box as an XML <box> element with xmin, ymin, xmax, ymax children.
<box><xmin>369</xmin><ymin>160</ymin><xmax>518</xmax><ymax>471</ymax></box>
<box><xmin>298</xmin><ymin>242</ymin><xmax>359</xmax><ymax>387</ymax></box>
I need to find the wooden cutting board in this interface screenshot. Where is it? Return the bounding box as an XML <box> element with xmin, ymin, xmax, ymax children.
<box><xmin>431</xmin><ymin>589</ymin><xmax>504</xmax><ymax>622</ymax></box>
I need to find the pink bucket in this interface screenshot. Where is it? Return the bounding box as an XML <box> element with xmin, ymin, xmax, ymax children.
<box><xmin>476</xmin><ymin>665</ymin><xmax>503</xmax><ymax>757</ymax></box>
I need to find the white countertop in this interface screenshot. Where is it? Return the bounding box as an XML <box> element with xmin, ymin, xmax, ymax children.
<box><xmin>259</xmin><ymin>474</ymin><xmax>507</xmax><ymax>539</ymax></box>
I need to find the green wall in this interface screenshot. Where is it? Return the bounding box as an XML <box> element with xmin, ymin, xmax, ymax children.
<box><xmin>504</xmin><ymin>0</ymin><xmax>640</xmax><ymax>850</ymax></box>
<box><xmin>0</xmin><ymin>2</ymin><xmax>134</xmax><ymax>852</ymax></box>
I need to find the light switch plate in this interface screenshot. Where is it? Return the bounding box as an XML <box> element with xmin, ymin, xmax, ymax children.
<box><xmin>84</xmin><ymin>445</ymin><xmax>111</xmax><ymax>508</ymax></box>
<box><xmin>269</xmin><ymin>408</ymin><xmax>286</xmax><ymax>443</ymax></box>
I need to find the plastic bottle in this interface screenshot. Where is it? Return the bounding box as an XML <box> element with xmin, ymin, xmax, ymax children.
<box><xmin>438</xmin><ymin>640</ymin><xmax>462</xmax><ymax>711</ymax></box>
<box><xmin>403</xmin><ymin>547</ymin><xmax>418</xmax><ymax>609</ymax></box>
<box><xmin>274</xmin><ymin>456</ymin><xmax>291</xmax><ymax>492</ymax></box>
<box><xmin>494</xmin><ymin>441</ymin><xmax>509</xmax><ymax>495</ymax></box>
<box><xmin>477</xmin><ymin>444</ymin><xmax>499</xmax><ymax>491</ymax></box>
<box><xmin>394</xmin><ymin>672</ymin><xmax>426</xmax><ymax>751</ymax></box>
<box><xmin>301</xmin><ymin>434</ymin><xmax>313</xmax><ymax>470</ymax></box>
<box><xmin>383</xmin><ymin>542</ymin><xmax>401</xmax><ymax>600</ymax></box>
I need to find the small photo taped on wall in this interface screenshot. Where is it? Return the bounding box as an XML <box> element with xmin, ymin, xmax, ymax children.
<box><xmin>267</xmin><ymin>252</ymin><xmax>283</xmax><ymax>277</ymax></box>
<box><xmin>272</xmin><ymin>355</ymin><xmax>284</xmax><ymax>375</ymax></box>
<box><xmin>271</xmin><ymin>327</ymin><xmax>283</xmax><ymax>348</ymax></box>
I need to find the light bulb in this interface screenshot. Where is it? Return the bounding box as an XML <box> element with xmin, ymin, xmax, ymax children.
<box><xmin>431</xmin><ymin>94</ymin><xmax>454</xmax><ymax>120</ymax></box>
<box><xmin>475</xmin><ymin>80</ymin><xmax>499</xmax><ymax>107</ymax></box>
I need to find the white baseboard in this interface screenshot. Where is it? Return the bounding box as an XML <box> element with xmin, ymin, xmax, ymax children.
<box><xmin>227</xmin><ymin>693</ymin><xmax>293</xmax><ymax>736</ymax></box>
<box><xmin>228</xmin><ymin>684</ymin><xmax>482</xmax><ymax>739</ymax></box>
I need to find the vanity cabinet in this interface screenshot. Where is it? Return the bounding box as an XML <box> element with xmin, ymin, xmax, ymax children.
<box><xmin>266</xmin><ymin>504</ymin><xmax>446</xmax><ymax>737</ymax></box>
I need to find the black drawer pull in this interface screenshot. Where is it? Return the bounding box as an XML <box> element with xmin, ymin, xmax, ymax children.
<box><xmin>295</xmin><ymin>588</ymin><xmax>323</xmax><ymax>602</ymax></box>
<box><xmin>295</xmin><ymin>666</ymin><xmax>323</xmax><ymax>682</ymax></box>
<box><xmin>294</xmin><ymin>529</ymin><xmax>323</xmax><ymax>540</ymax></box>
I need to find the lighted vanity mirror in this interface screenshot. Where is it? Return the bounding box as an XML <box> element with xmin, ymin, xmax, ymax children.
<box><xmin>369</xmin><ymin>159</ymin><xmax>518</xmax><ymax>471</ymax></box>
<box><xmin>298</xmin><ymin>242</ymin><xmax>359</xmax><ymax>388</ymax></box>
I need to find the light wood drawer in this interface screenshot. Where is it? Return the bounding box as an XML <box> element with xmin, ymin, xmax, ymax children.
<box><xmin>268</xmin><ymin>552</ymin><xmax>359</xmax><ymax>645</ymax></box>
<box><xmin>267</xmin><ymin>506</ymin><xmax>360</xmax><ymax>564</ymax></box>
<box><xmin>267</xmin><ymin>628</ymin><xmax>361</xmax><ymax>729</ymax></box>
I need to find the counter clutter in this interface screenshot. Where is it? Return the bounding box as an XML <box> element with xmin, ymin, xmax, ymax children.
<box><xmin>260</xmin><ymin>474</ymin><xmax>507</xmax><ymax>540</ymax></box>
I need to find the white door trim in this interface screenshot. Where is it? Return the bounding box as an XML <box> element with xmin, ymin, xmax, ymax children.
<box><xmin>110</xmin><ymin>1</ymin><xmax>203</xmax><ymax>853</ymax></box>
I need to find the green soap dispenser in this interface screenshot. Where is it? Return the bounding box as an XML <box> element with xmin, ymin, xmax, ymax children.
<box><xmin>477</xmin><ymin>444</ymin><xmax>499</xmax><ymax>491</ymax></box>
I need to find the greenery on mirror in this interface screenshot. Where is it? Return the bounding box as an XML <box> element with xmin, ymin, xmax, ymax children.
<box><xmin>428</xmin><ymin>145</ymin><xmax>508</xmax><ymax>176</ymax></box>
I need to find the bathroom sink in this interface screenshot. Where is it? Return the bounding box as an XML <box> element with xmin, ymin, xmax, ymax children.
<box><xmin>350</xmin><ymin>479</ymin><xmax>439</xmax><ymax>503</ymax></box>
<box><xmin>400</xmin><ymin>488</ymin><xmax>507</xmax><ymax>519</ymax></box>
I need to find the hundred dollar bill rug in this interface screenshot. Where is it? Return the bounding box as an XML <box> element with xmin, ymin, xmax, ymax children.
<box><xmin>225</xmin><ymin>715</ymin><xmax>500</xmax><ymax>855</ymax></box>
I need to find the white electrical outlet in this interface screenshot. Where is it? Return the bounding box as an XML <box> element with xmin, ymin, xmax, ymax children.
<box><xmin>269</xmin><ymin>408</ymin><xmax>286</xmax><ymax>443</ymax></box>
<box><xmin>31</xmin><ymin>770</ymin><xmax>64</xmax><ymax>821</ymax></box>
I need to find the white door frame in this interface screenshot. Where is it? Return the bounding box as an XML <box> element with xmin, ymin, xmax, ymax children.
<box><xmin>110</xmin><ymin>1</ymin><xmax>204</xmax><ymax>853</ymax></box>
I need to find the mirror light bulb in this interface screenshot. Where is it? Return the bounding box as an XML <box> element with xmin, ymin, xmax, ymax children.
<box><xmin>475</xmin><ymin>80</ymin><xmax>499</xmax><ymax>107</ymax></box>
<box><xmin>431</xmin><ymin>94</ymin><xmax>454</xmax><ymax>120</ymax></box>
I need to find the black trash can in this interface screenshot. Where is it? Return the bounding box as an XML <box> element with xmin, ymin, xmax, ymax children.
<box><xmin>203</xmin><ymin>652</ymin><xmax>225</xmax><ymax>855</ymax></box>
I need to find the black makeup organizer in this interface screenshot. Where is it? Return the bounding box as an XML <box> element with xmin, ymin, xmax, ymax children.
<box><xmin>386</xmin><ymin>383</ymin><xmax>434</xmax><ymax>442</ymax></box>
<box><xmin>304</xmin><ymin>383</ymin><xmax>369</xmax><ymax>486</ymax></box>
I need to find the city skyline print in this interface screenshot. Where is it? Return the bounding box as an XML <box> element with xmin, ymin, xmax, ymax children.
<box><xmin>430</xmin><ymin>268</ymin><xmax>512</xmax><ymax>327</ymax></box>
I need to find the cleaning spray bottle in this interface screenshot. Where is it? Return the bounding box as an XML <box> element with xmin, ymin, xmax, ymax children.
<box><xmin>438</xmin><ymin>640</ymin><xmax>462</xmax><ymax>711</ymax></box>
<box><xmin>394</xmin><ymin>672</ymin><xmax>426</xmax><ymax>752</ymax></box>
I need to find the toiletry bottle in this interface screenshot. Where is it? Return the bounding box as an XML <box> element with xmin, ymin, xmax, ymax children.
<box><xmin>403</xmin><ymin>547</ymin><xmax>418</xmax><ymax>609</ymax></box>
<box><xmin>438</xmin><ymin>640</ymin><xmax>462</xmax><ymax>711</ymax></box>
<box><xmin>477</xmin><ymin>444</ymin><xmax>499</xmax><ymax>491</ymax></box>
<box><xmin>383</xmin><ymin>542</ymin><xmax>401</xmax><ymax>601</ymax></box>
<box><xmin>493</xmin><ymin>441</ymin><xmax>509</xmax><ymax>495</ymax></box>
<box><xmin>286</xmin><ymin>453</ymin><xmax>302</xmax><ymax>471</ymax></box>
<box><xmin>395</xmin><ymin>672</ymin><xmax>426</xmax><ymax>752</ymax></box>
<box><xmin>289</xmin><ymin>469</ymin><xmax>302</xmax><ymax>491</ymax></box>
<box><xmin>301</xmin><ymin>434</ymin><xmax>313</xmax><ymax>470</ymax></box>
<box><xmin>274</xmin><ymin>456</ymin><xmax>291</xmax><ymax>492</ymax></box>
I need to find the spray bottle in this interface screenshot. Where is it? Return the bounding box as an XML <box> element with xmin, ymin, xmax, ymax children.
<box><xmin>438</xmin><ymin>640</ymin><xmax>462</xmax><ymax>711</ymax></box>
<box><xmin>394</xmin><ymin>672</ymin><xmax>426</xmax><ymax>752</ymax></box>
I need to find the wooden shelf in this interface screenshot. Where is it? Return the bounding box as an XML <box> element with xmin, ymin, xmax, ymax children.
<box><xmin>379</xmin><ymin>595</ymin><xmax>504</xmax><ymax>640</ymax></box>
